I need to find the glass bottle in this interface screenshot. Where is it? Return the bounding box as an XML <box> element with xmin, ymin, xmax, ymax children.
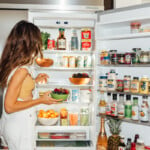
<box><xmin>111</xmin><ymin>94</ymin><xmax>118</xmax><ymax>117</ymax></box>
<box><xmin>132</xmin><ymin>97</ymin><xmax>139</xmax><ymax>121</ymax></box>
<box><xmin>71</xmin><ymin>29</ymin><xmax>78</xmax><ymax>51</ymax></box>
<box><xmin>131</xmin><ymin>143</ymin><xmax>136</xmax><ymax>150</ymax></box>
<box><xmin>106</xmin><ymin>93</ymin><xmax>111</xmax><ymax>115</ymax></box>
<box><xmin>125</xmin><ymin>95</ymin><xmax>132</xmax><ymax>119</ymax></box>
<box><xmin>140</xmin><ymin>96</ymin><xmax>149</xmax><ymax>122</ymax></box>
<box><xmin>134</xmin><ymin>134</ymin><xmax>139</xmax><ymax>143</ymax></box>
<box><xmin>57</xmin><ymin>28</ymin><xmax>66</xmax><ymax>50</ymax></box>
<box><xmin>118</xmin><ymin>136</ymin><xmax>126</xmax><ymax>150</ymax></box>
<box><xmin>126</xmin><ymin>138</ymin><xmax>132</xmax><ymax>150</ymax></box>
<box><xmin>97</xmin><ymin>117</ymin><xmax>107</xmax><ymax>150</ymax></box>
<box><xmin>131</xmin><ymin>77</ymin><xmax>140</xmax><ymax>93</ymax></box>
<box><xmin>118</xmin><ymin>94</ymin><xmax>125</xmax><ymax>119</ymax></box>
<box><xmin>99</xmin><ymin>92</ymin><xmax>106</xmax><ymax>115</ymax></box>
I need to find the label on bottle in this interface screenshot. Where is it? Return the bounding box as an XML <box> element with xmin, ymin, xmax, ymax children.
<box><xmin>58</xmin><ymin>39</ymin><xmax>66</xmax><ymax>49</ymax></box>
<box><xmin>97</xmin><ymin>145</ymin><xmax>107</xmax><ymax>150</ymax></box>
<box><xmin>118</xmin><ymin>146</ymin><xmax>125</xmax><ymax>150</ymax></box>
<box><xmin>124</xmin><ymin>80</ymin><xmax>130</xmax><ymax>92</ymax></box>
<box><xmin>140</xmin><ymin>107</ymin><xmax>149</xmax><ymax>122</ymax></box>
<box><xmin>111</xmin><ymin>103</ymin><xmax>117</xmax><ymax>116</ymax></box>
<box><xmin>132</xmin><ymin>106</ymin><xmax>139</xmax><ymax>120</ymax></box>
<box><xmin>125</xmin><ymin>105</ymin><xmax>132</xmax><ymax>118</ymax></box>
<box><xmin>131</xmin><ymin>82</ymin><xmax>139</xmax><ymax>93</ymax></box>
<box><xmin>118</xmin><ymin>104</ymin><xmax>125</xmax><ymax>118</ymax></box>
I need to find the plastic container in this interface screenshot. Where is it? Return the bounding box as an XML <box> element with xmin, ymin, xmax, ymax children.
<box><xmin>130</xmin><ymin>22</ymin><xmax>141</xmax><ymax>33</ymax></box>
<box><xmin>69</xmin><ymin>112</ymin><xmax>78</xmax><ymax>126</ymax></box>
<box><xmin>80</xmin><ymin>107</ymin><xmax>89</xmax><ymax>126</ymax></box>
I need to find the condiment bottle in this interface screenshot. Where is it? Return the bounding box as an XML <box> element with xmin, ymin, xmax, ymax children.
<box><xmin>106</xmin><ymin>93</ymin><xmax>111</xmax><ymax>116</ymax></box>
<box><xmin>124</xmin><ymin>75</ymin><xmax>131</xmax><ymax>92</ymax></box>
<box><xmin>140</xmin><ymin>76</ymin><xmax>149</xmax><ymax>94</ymax></box>
<box><xmin>99</xmin><ymin>76</ymin><xmax>107</xmax><ymax>92</ymax></box>
<box><xmin>118</xmin><ymin>136</ymin><xmax>126</xmax><ymax>150</ymax></box>
<box><xmin>109</xmin><ymin>50</ymin><xmax>117</xmax><ymax>65</ymax></box>
<box><xmin>125</xmin><ymin>52</ymin><xmax>132</xmax><ymax>64</ymax></box>
<box><xmin>134</xmin><ymin>134</ymin><xmax>139</xmax><ymax>144</ymax></box>
<box><xmin>117</xmin><ymin>80</ymin><xmax>124</xmax><ymax>92</ymax></box>
<box><xmin>111</xmin><ymin>94</ymin><xmax>118</xmax><ymax>117</ymax></box>
<box><xmin>99</xmin><ymin>92</ymin><xmax>106</xmax><ymax>115</ymax></box>
<box><xmin>126</xmin><ymin>138</ymin><xmax>132</xmax><ymax>150</ymax></box>
<box><xmin>96</xmin><ymin>117</ymin><xmax>107</xmax><ymax>150</ymax></box>
<box><xmin>131</xmin><ymin>77</ymin><xmax>140</xmax><ymax>93</ymax></box>
<box><xmin>140</xmin><ymin>96</ymin><xmax>149</xmax><ymax>122</ymax></box>
<box><xmin>118</xmin><ymin>94</ymin><xmax>125</xmax><ymax>119</ymax></box>
<box><xmin>71</xmin><ymin>29</ymin><xmax>78</xmax><ymax>51</ymax></box>
<box><xmin>57</xmin><ymin>28</ymin><xmax>66</xmax><ymax>50</ymax></box>
<box><xmin>140</xmin><ymin>51</ymin><xmax>149</xmax><ymax>64</ymax></box>
<box><xmin>132</xmin><ymin>97</ymin><xmax>139</xmax><ymax>121</ymax></box>
<box><xmin>131</xmin><ymin>143</ymin><xmax>136</xmax><ymax>150</ymax></box>
<box><xmin>136</xmin><ymin>139</ymin><xmax>145</xmax><ymax>150</ymax></box>
<box><xmin>125</xmin><ymin>95</ymin><xmax>132</xmax><ymax>119</ymax></box>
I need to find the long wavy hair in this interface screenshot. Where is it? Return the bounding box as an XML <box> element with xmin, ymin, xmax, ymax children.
<box><xmin>0</xmin><ymin>20</ymin><xmax>43</xmax><ymax>88</ymax></box>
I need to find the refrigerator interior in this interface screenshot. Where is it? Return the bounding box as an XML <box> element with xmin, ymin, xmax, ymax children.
<box><xmin>29</xmin><ymin>11</ymin><xmax>98</xmax><ymax>149</ymax></box>
<box><xmin>96</xmin><ymin>5</ymin><xmax>150</xmax><ymax>145</ymax></box>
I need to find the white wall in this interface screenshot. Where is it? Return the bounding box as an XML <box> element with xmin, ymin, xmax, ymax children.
<box><xmin>0</xmin><ymin>10</ymin><xmax>28</xmax><ymax>56</ymax></box>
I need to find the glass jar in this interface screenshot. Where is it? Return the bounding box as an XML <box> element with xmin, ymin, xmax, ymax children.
<box><xmin>99</xmin><ymin>76</ymin><xmax>107</xmax><ymax>92</ymax></box>
<box><xmin>80</xmin><ymin>107</ymin><xmax>89</xmax><ymax>126</ymax></box>
<box><xmin>131</xmin><ymin>77</ymin><xmax>140</xmax><ymax>93</ymax></box>
<box><xmin>124</xmin><ymin>75</ymin><xmax>131</xmax><ymax>92</ymax></box>
<box><xmin>100</xmin><ymin>50</ymin><xmax>110</xmax><ymax>65</ymax></box>
<box><xmin>109</xmin><ymin>50</ymin><xmax>117</xmax><ymax>65</ymax></box>
<box><xmin>116</xmin><ymin>80</ymin><xmax>124</xmax><ymax>92</ymax></box>
<box><xmin>140</xmin><ymin>76</ymin><xmax>149</xmax><ymax>94</ymax></box>
<box><xmin>136</xmin><ymin>139</ymin><xmax>145</xmax><ymax>150</ymax></box>
<box><xmin>125</xmin><ymin>52</ymin><xmax>132</xmax><ymax>64</ymax></box>
<box><xmin>117</xmin><ymin>53</ymin><xmax>125</xmax><ymax>64</ymax></box>
<box><xmin>130</xmin><ymin>22</ymin><xmax>141</xmax><ymax>33</ymax></box>
<box><xmin>140</xmin><ymin>51</ymin><xmax>149</xmax><ymax>64</ymax></box>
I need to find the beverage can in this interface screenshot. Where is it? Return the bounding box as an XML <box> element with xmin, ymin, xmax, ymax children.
<box><xmin>84</xmin><ymin>56</ymin><xmax>92</xmax><ymax>68</ymax></box>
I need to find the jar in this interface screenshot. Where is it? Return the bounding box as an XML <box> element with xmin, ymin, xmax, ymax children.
<box><xmin>100</xmin><ymin>50</ymin><xmax>110</xmax><ymax>65</ymax></box>
<box><xmin>136</xmin><ymin>139</ymin><xmax>145</xmax><ymax>150</ymax></box>
<box><xmin>131</xmin><ymin>77</ymin><xmax>140</xmax><ymax>93</ymax></box>
<box><xmin>132</xmin><ymin>48</ymin><xmax>141</xmax><ymax>64</ymax></box>
<box><xmin>131</xmin><ymin>53</ymin><xmax>136</xmax><ymax>64</ymax></box>
<box><xmin>130</xmin><ymin>22</ymin><xmax>141</xmax><ymax>33</ymax></box>
<box><xmin>124</xmin><ymin>75</ymin><xmax>131</xmax><ymax>92</ymax></box>
<box><xmin>116</xmin><ymin>80</ymin><xmax>124</xmax><ymax>92</ymax></box>
<box><xmin>140</xmin><ymin>51</ymin><xmax>149</xmax><ymax>64</ymax></box>
<box><xmin>109</xmin><ymin>50</ymin><xmax>117</xmax><ymax>65</ymax></box>
<box><xmin>99</xmin><ymin>76</ymin><xmax>107</xmax><ymax>91</ymax></box>
<box><xmin>140</xmin><ymin>76</ymin><xmax>149</xmax><ymax>94</ymax></box>
<box><xmin>80</xmin><ymin>107</ymin><xmax>89</xmax><ymax>126</ymax></box>
<box><xmin>117</xmin><ymin>53</ymin><xmax>125</xmax><ymax>64</ymax></box>
<box><xmin>125</xmin><ymin>52</ymin><xmax>132</xmax><ymax>64</ymax></box>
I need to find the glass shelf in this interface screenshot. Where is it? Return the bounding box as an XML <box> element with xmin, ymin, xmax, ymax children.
<box><xmin>98</xmin><ymin>114</ymin><xmax>150</xmax><ymax>127</ymax></box>
<box><xmin>97</xmin><ymin>90</ymin><xmax>150</xmax><ymax>96</ymax></box>
<box><xmin>98</xmin><ymin>64</ymin><xmax>150</xmax><ymax>67</ymax></box>
<box><xmin>42</xmin><ymin>50</ymin><xmax>95</xmax><ymax>54</ymax></box>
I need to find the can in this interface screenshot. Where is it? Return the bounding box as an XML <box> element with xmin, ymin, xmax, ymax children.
<box><xmin>47</xmin><ymin>38</ymin><xmax>55</xmax><ymax>50</ymax></box>
<box><xmin>84</xmin><ymin>56</ymin><xmax>92</xmax><ymax>68</ymax></box>
<box><xmin>72</xmin><ymin>89</ymin><xmax>79</xmax><ymax>102</ymax></box>
<box><xmin>77</xmin><ymin>56</ymin><xmax>84</xmax><ymax>68</ymax></box>
<box><xmin>69</xmin><ymin>56</ymin><xmax>76</xmax><ymax>68</ymax></box>
<box><xmin>62</xmin><ymin>56</ymin><xmax>69</xmax><ymax>68</ymax></box>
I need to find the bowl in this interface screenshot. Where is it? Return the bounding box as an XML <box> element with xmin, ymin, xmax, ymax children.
<box><xmin>36</xmin><ymin>58</ymin><xmax>53</xmax><ymax>67</ymax></box>
<box><xmin>51</xmin><ymin>93</ymin><xmax>69</xmax><ymax>101</ymax></box>
<box><xmin>69</xmin><ymin>78</ymin><xmax>91</xmax><ymax>85</ymax></box>
<box><xmin>38</xmin><ymin>117</ymin><xmax>59</xmax><ymax>126</ymax></box>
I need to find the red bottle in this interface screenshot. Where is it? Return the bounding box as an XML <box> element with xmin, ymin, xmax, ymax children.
<box><xmin>131</xmin><ymin>143</ymin><xmax>136</xmax><ymax>150</ymax></box>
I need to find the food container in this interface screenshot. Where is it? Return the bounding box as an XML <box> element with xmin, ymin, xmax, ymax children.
<box><xmin>84</xmin><ymin>55</ymin><xmax>92</xmax><ymax>68</ymax></box>
<box><xmin>47</xmin><ymin>38</ymin><xmax>55</xmax><ymax>50</ymax></box>
<box><xmin>131</xmin><ymin>77</ymin><xmax>140</xmax><ymax>93</ymax></box>
<box><xmin>69</xmin><ymin>112</ymin><xmax>78</xmax><ymax>126</ymax></box>
<box><xmin>76</xmin><ymin>56</ymin><xmax>84</xmax><ymax>68</ymax></box>
<box><xmin>125</xmin><ymin>52</ymin><xmax>132</xmax><ymax>64</ymax></box>
<box><xmin>109</xmin><ymin>50</ymin><xmax>117</xmax><ymax>65</ymax></box>
<box><xmin>80</xmin><ymin>107</ymin><xmax>89</xmax><ymax>126</ymax></box>
<box><xmin>140</xmin><ymin>51</ymin><xmax>149</xmax><ymax>64</ymax></box>
<box><xmin>60</xmin><ymin>108</ymin><xmax>68</xmax><ymax>126</ymax></box>
<box><xmin>100</xmin><ymin>50</ymin><xmax>110</xmax><ymax>65</ymax></box>
<box><xmin>117</xmin><ymin>53</ymin><xmax>125</xmax><ymax>64</ymax></box>
<box><xmin>130</xmin><ymin>22</ymin><xmax>141</xmax><ymax>33</ymax></box>
<box><xmin>69</xmin><ymin>77</ymin><xmax>91</xmax><ymax>85</ymax></box>
<box><xmin>69</xmin><ymin>56</ymin><xmax>76</xmax><ymax>68</ymax></box>
<box><xmin>116</xmin><ymin>80</ymin><xmax>124</xmax><ymax>92</ymax></box>
<box><xmin>99</xmin><ymin>76</ymin><xmax>107</xmax><ymax>92</ymax></box>
<box><xmin>132</xmin><ymin>48</ymin><xmax>142</xmax><ymax>64</ymax></box>
<box><xmin>124</xmin><ymin>75</ymin><xmax>131</xmax><ymax>92</ymax></box>
<box><xmin>36</xmin><ymin>58</ymin><xmax>54</xmax><ymax>67</ymax></box>
<box><xmin>71</xmin><ymin>89</ymin><xmax>79</xmax><ymax>102</ymax></box>
<box><xmin>62</xmin><ymin>56</ymin><xmax>69</xmax><ymax>68</ymax></box>
<box><xmin>140</xmin><ymin>76</ymin><xmax>149</xmax><ymax>94</ymax></box>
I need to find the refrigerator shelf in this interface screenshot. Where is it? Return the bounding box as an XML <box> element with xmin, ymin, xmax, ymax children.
<box><xmin>97</xmin><ymin>32</ymin><xmax>150</xmax><ymax>41</ymax></box>
<box><xmin>42</xmin><ymin>50</ymin><xmax>95</xmax><ymax>54</ymax></box>
<box><xmin>98</xmin><ymin>64</ymin><xmax>150</xmax><ymax>67</ymax></box>
<box><xmin>36</xmin><ymin>139</ymin><xmax>88</xmax><ymax>142</ymax></box>
<box><xmin>97</xmin><ymin>90</ymin><xmax>150</xmax><ymax>96</ymax></box>
<box><xmin>98</xmin><ymin>114</ymin><xmax>150</xmax><ymax>127</ymax></box>
<box><xmin>34</xmin><ymin>66</ymin><xmax>94</xmax><ymax>71</ymax></box>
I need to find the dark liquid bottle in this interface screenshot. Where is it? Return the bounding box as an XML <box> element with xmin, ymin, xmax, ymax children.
<box><xmin>57</xmin><ymin>28</ymin><xmax>66</xmax><ymax>50</ymax></box>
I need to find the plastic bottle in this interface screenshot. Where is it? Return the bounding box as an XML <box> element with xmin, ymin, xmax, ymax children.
<box><xmin>126</xmin><ymin>138</ymin><xmax>132</xmax><ymax>150</ymax></box>
<box><xmin>111</xmin><ymin>94</ymin><xmax>118</xmax><ymax>117</ymax></box>
<box><xmin>118</xmin><ymin>94</ymin><xmax>125</xmax><ymax>118</ymax></box>
<box><xmin>125</xmin><ymin>95</ymin><xmax>132</xmax><ymax>119</ymax></box>
<box><xmin>132</xmin><ymin>97</ymin><xmax>139</xmax><ymax>121</ymax></box>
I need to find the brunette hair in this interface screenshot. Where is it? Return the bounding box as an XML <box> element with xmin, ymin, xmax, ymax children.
<box><xmin>0</xmin><ymin>20</ymin><xmax>43</xmax><ymax>87</ymax></box>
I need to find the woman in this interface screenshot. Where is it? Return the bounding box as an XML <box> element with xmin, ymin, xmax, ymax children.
<box><xmin>0</xmin><ymin>20</ymin><xmax>61</xmax><ymax>150</ymax></box>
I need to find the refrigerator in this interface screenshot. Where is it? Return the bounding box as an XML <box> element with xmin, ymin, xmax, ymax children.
<box><xmin>1</xmin><ymin>1</ymin><xmax>150</xmax><ymax>149</ymax></box>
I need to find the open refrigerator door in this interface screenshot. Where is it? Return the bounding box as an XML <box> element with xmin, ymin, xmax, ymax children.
<box><xmin>29</xmin><ymin>10</ymin><xmax>98</xmax><ymax>150</ymax></box>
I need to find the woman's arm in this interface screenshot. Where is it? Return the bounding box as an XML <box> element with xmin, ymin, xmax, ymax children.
<box><xmin>4</xmin><ymin>68</ymin><xmax>59</xmax><ymax>114</ymax></box>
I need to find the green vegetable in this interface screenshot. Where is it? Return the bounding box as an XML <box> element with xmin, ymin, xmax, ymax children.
<box><xmin>41</xmin><ymin>32</ymin><xmax>50</xmax><ymax>50</ymax></box>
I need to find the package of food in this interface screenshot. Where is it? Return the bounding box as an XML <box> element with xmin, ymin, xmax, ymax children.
<box><xmin>81</xmin><ymin>28</ymin><xmax>92</xmax><ymax>51</ymax></box>
<box><xmin>38</xmin><ymin>133</ymin><xmax>50</xmax><ymax>139</ymax></box>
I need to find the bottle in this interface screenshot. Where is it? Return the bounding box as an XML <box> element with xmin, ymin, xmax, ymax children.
<box><xmin>118</xmin><ymin>94</ymin><xmax>125</xmax><ymax>118</ymax></box>
<box><xmin>106</xmin><ymin>93</ymin><xmax>111</xmax><ymax>115</ymax></box>
<box><xmin>111</xmin><ymin>94</ymin><xmax>118</xmax><ymax>117</ymax></box>
<box><xmin>134</xmin><ymin>134</ymin><xmax>139</xmax><ymax>143</ymax></box>
<box><xmin>140</xmin><ymin>95</ymin><xmax>149</xmax><ymax>122</ymax></box>
<box><xmin>132</xmin><ymin>97</ymin><xmax>139</xmax><ymax>121</ymax></box>
<box><xmin>126</xmin><ymin>138</ymin><xmax>132</xmax><ymax>150</ymax></box>
<box><xmin>57</xmin><ymin>28</ymin><xmax>66</xmax><ymax>50</ymax></box>
<box><xmin>118</xmin><ymin>136</ymin><xmax>126</xmax><ymax>150</ymax></box>
<box><xmin>131</xmin><ymin>143</ymin><xmax>136</xmax><ymax>150</ymax></box>
<box><xmin>99</xmin><ymin>92</ymin><xmax>106</xmax><ymax>115</ymax></box>
<box><xmin>136</xmin><ymin>139</ymin><xmax>145</xmax><ymax>150</ymax></box>
<box><xmin>125</xmin><ymin>95</ymin><xmax>132</xmax><ymax>119</ymax></box>
<box><xmin>97</xmin><ymin>117</ymin><xmax>107</xmax><ymax>150</ymax></box>
<box><xmin>71</xmin><ymin>29</ymin><xmax>78</xmax><ymax>50</ymax></box>
<box><xmin>131</xmin><ymin>77</ymin><xmax>140</xmax><ymax>93</ymax></box>
<box><xmin>140</xmin><ymin>75</ymin><xmax>149</xmax><ymax>94</ymax></box>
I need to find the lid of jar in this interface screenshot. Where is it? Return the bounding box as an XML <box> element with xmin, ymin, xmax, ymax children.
<box><xmin>126</xmin><ymin>95</ymin><xmax>131</xmax><ymax>100</ymax></box>
<box><xmin>145</xmin><ymin>146</ymin><xmax>150</xmax><ymax>149</ymax></box>
<box><xmin>132</xmin><ymin>48</ymin><xmax>142</xmax><ymax>51</ymax></box>
<box><xmin>99</xmin><ymin>76</ymin><xmax>107</xmax><ymax>79</ymax></box>
<box><xmin>137</xmin><ymin>139</ymin><xmax>144</xmax><ymax>144</ymax></box>
<box><xmin>130</xmin><ymin>22</ymin><xmax>141</xmax><ymax>26</ymax></box>
<box><xmin>133</xmin><ymin>77</ymin><xmax>139</xmax><ymax>80</ymax></box>
<box><xmin>107</xmin><ymin>93</ymin><xmax>111</xmax><ymax>96</ymax></box>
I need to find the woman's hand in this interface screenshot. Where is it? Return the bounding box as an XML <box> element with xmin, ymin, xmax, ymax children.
<box><xmin>40</xmin><ymin>91</ymin><xmax>63</xmax><ymax>105</ymax></box>
<box><xmin>35</xmin><ymin>73</ymin><xmax>49</xmax><ymax>84</ymax></box>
